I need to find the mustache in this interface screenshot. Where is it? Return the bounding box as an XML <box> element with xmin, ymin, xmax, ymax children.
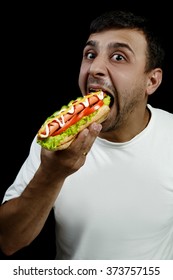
<box><xmin>87</xmin><ymin>77</ymin><xmax>112</xmax><ymax>89</ymax></box>
<box><xmin>87</xmin><ymin>77</ymin><xmax>114</xmax><ymax>93</ymax></box>
<box><xmin>87</xmin><ymin>77</ymin><xmax>106</xmax><ymax>86</ymax></box>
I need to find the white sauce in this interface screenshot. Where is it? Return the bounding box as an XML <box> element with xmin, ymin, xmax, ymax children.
<box><xmin>40</xmin><ymin>91</ymin><xmax>104</xmax><ymax>138</ymax></box>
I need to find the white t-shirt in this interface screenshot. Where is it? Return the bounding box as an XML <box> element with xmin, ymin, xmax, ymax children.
<box><xmin>2</xmin><ymin>105</ymin><xmax>173</xmax><ymax>259</ymax></box>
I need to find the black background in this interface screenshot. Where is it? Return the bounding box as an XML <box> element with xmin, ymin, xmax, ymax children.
<box><xmin>1</xmin><ymin>1</ymin><xmax>173</xmax><ymax>259</ymax></box>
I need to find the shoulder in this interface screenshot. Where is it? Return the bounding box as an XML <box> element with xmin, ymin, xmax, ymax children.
<box><xmin>148</xmin><ymin>104</ymin><xmax>173</xmax><ymax>123</ymax></box>
<box><xmin>147</xmin><ymin>105</ymin><xmax>173</xmax><ymax>145</ymax></box>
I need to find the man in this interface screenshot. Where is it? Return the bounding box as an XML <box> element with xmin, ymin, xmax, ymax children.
<box><xmin>0</xmin><ymin>10</ymin><xmax>173</xmax><ymax>259</ymax></box>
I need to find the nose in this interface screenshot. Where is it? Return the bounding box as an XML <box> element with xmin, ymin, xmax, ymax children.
<box><xmin>89</xmin><ymin>56</ymin><xmax>107</xmax><ymax>77</ymax></box>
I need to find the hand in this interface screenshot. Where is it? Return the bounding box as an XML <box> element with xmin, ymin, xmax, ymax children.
<box><xmin>40</xmin><ymin>122</ymin><xmax>102</xmax><ymax>179</ymax></box>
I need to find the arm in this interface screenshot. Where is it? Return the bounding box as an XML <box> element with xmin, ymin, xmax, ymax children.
<box><xmin>0</xmin><ymin>123</ymin><xmax>102</xmax><ymax>256</ymax></box>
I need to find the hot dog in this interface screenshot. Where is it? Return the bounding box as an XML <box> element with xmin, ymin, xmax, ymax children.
<box><xmin>37</xmin><ymin>90</ymin><xmax>111</xmax><ymax>151</ymax></box>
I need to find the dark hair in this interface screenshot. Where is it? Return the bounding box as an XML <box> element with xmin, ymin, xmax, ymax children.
<box><xmin>90</xmin><ymin>10</ymin><xmax>165</xmax><ymax>72</ymax></box>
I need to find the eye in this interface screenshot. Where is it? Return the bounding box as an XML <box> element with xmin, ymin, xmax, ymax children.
<box><xmin>112</xmin><ymin>54</ymin><xmax>125</xmax><ymax>61</ymax></box>
<box><xmin>85</xmin><ymin>51</ymin><xmax>96</xmax><ymax>60</ymax></box>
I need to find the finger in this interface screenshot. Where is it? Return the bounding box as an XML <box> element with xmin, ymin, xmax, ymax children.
<box><xmin>88</xmin><ymin>122</ymin><xmax>102</xmax><ymax>134</ymax></box>
<box><xmin>67</xmin><ymin>122</ymin><xmax>102</xmax><ymax>156</ymax></box>
<box><xmin>80</xmin><ymin>123</ymin><xmax>102</xmax><ymax>154</ymax></box>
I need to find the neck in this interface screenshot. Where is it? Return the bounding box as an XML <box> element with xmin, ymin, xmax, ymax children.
<box><xmin>99</xmin><ymin>107</ymin><xmax>151</xmax><ymax>143</ymax></box>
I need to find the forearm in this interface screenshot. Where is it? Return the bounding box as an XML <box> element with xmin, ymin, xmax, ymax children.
<box><xmin>0</xmin><ymin>166</ymin><xmax>65</xmax><ymax>256</ymax></box>
<box><xmin>0</xmin><ymin>123</ymin><xmax>102</xmax><ymax>256</ymax></box>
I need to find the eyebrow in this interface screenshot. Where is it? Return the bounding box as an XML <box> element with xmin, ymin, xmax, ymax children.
<box><xmin>85</xmin><ymin>40</ymin><xmax>134</xmax><ymax>55</ymax></box>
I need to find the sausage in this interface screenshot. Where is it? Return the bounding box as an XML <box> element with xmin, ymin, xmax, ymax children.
<box><xmin>39</xmin><ymin>93</ymin><xmax>103</xmax><ymax>137</ymax></box>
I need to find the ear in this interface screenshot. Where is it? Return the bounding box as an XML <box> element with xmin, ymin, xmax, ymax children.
<box><xmin>146</xmin><ymin>68</ymin><xmax>162</xmax><ymax>96</ymax></box>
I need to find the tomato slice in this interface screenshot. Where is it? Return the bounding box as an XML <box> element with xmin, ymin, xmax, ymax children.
<box><xmin>51</xmin><ymin>114</ymin><xmax>78</xmax><ymax>136</ymax></box>
<box><xmin>51</xmin><ymin>100</ymin><xmax>104</xmax><ymax>136</ymax></box>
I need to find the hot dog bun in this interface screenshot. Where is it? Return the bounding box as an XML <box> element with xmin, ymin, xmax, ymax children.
<box><xmin>37</xmin><ymin>91</ymin><xmax>111</xmax><ymax>151</ymax></box>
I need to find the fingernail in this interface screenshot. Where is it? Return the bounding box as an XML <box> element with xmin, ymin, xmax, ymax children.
<box><xmin>92</xmin><ymin>123</ymin><xmax>102</xmax><ymax>132</ymax></box>
<box><xmin>83</xmin><ymin>129</ymin><xmax>89</xmax><ymax>136</ymax></box>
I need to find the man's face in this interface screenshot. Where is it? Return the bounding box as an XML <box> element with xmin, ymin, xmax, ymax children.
<box><xmin>78</xmin><ymin>28</ymin><xmax>150</xmax><ymax>133</ymax></box>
